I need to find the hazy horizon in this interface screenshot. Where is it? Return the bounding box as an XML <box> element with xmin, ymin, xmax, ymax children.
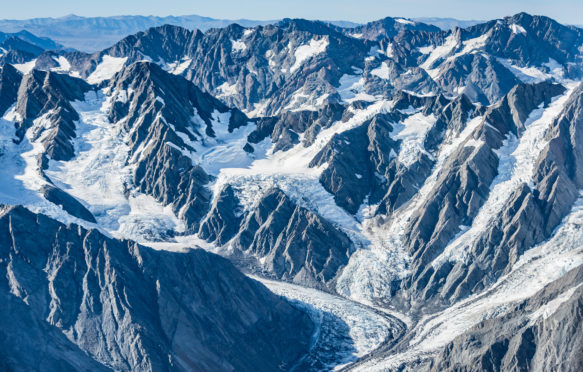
<box><xmin>1</xmin><ymin>0</ymin><xmax>581</xmax><ymax>25</ymax></box>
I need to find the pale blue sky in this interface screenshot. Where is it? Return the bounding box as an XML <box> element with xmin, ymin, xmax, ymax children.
<box><xmin>2</xmin><ymin>0</ymin><xmax>582</xmax><ymax>25</ymax></box>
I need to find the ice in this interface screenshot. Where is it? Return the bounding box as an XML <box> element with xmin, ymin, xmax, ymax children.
<box><xmin>50</xmin><ymin>56</ymin><xmax>71</xmax><ymax>73</ymax></box>
<box><xmin>420</xmin><ymin>32</ymin><xmax>490</xmax><ymax>80</ymax></box>
<box><xmin>385</xmin><ymin>42</ymin><xmax>395</xmax><ymax>58</ymax></box>
<box><xmin>336</xmin><ymin>114</ymin><xmax>485</xmax><ymax>305</ymax></box>
<box><xmin>337</xmin><ymin>73</ymin><xmax>375</xmax><ymax>103</ymax></box>
<box><xmin>242</xmin><ymin>99</ymin><xmax>270</xmax><ymax>118</ymax></box>
<box><xmin>433</xmin><ymin>85</ymin><xmax>576</xmax><ymax>266</ymax></box>
<box><xmin>497</xmin><ymin>58</ymin><xmax>551</xmax><ymax>83</ymax></box>
<box><xmin>87</xmin><ymin>55</ymin><xmax>128</xmax><ymax>84</ymax></box>
<box><xmin>418</xmin><ymin>45</ymin><xmax>434</xmax><ymax>55</ymax></box>
<box><xmin>46</xmin><ymin>90</ymin><xmax>185</xmax><ymax>243</ymax></box>
<box><xmin>216</xmin><ymin>81</ymin><xmax>238</xmax><ymax>98</ymax></box>
<box><xmin>543</xmin><ymin>58</ymin><xmax>565</xmax><ymax>78</ymax></box>
<box><xmin>290</xmin><ymin>38</ymin><xmax>329</xmax><ymax>73</ymax></box>
<box><xmin>529</xmin><ymin>283</ymin><xmax>582</xmax><ymax>323</ymax></box>
<box><xmin>167</xmin><ymin>58</ymin><xmax>192</xmax><ymax>75</ymax></box>
<box><xmin>209</xmin><ymin>100</ymin><xmax>394</xmax><ymax>244</ymax></box>
<box><xmin>395</xmin><ymin>18</ymin><xmax>415</xmax><ymax>25</ymax></box>
<box><xmin>353</xmin><ymin>192</ymin><xmax>583</xmax><ymax>371</ymax></box>
<box><xmin>420</xmin><ymin>34</ymin><xmax>457</xmax><ymax>78</ymax></box>
<box><xmin>510</xmin><ymin>23</ymin><xmax>527</xmax><ymax>35</ymax></box>
<box><xmin>370</xmin><ymin>61</ymin><xmax>391</xmax><ymax>80</ymax></box>
<box><xmin>497</xmin><ymin>57</ymin><xmax>566</xmax><ymax>83</ymax></box>
<box><xmin>186</xmin><ymin>111</ymin><xmax>271</xmax><ymax>176</ymax></box>
<box><xmin>256</xmin><ymin>276</ymin><xmax>402</xmax><ymax>369</ymax></box>
<box><xmin>0</xmin><ymin>108</ymin><xmax>96</xmax><ymax>228</ymax></box>
<box><xmin>230</xmin><ymin>39</ymin><xmax>247</xmax><ymax>52</ymax></box>
<box><xmin>12</xmin><ymin>59</ymin><xmax>37</xmax><ymax>74</ymax></box>
<box><xmin>392</xmin><ymin>112</ymin><xmax>437</xmax><ymax>167</ymax></box>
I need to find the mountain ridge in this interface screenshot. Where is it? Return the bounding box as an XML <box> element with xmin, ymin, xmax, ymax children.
<box><xmin>0</xmin><ymin>11</ymin><xmax>582</xmax><ymax>371</ymax></box>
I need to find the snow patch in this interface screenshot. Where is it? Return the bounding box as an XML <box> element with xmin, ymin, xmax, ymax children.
<box><xmin>50</xmin><ymin>56</ymin><xmax>71</xmax><ymax>73</ymax></box>
<box><xmin>510</xmin><ymin>23</ymin><xmax>527</xmax><ymax>35</ymax></box>
<box><xmin>370</xmin><ymin>62</ymin><xmax>392</xmax><ymax>80</ymax></box>
<box><xmin>87</xmin><ymin>55</ymin><xmax>128</xmax><ymax>84</ymax></box>
<box><xmin>12</xmin><ymin>59</ymin><xmax>37</xmax><ymax>74</ymax></box>
<box><xmin>395</xmin><ymin>18</ymin><xmax>415</xmax><ymax>25</ymax></box>
<box><xmin>392</xmin><ymin>113</ymin><xmax>437</xmax><ymax>167</ymax></box>
<box><xmin>290</xmin><ymin>38</ymin><xmax>329</xmax><ymax>73</ymax></box>
<box><xmin>230</xmin><ymin>39</ymin><xmax>247</xmax><ymax>52</ymax></box>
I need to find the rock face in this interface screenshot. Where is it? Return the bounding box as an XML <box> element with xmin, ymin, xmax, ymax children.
<box><xmin>336</xmin><ymin>17</ymin><xmax>441</xmax><ymax>41</ymax></box>
<box><xmin>40</xmin><ymin>184</ymin><xmax>96</xmax><ymax>223</ymax></box>
<box><xmin>429</xmin><ymin>265</ymin><xmax>583</xmax><ymax>372</ymax></box>
<box><xmin>225</xmin><ymin>188</ymin><xmax>353</xmax><ymax>288</ymax></box>
<box><xmin>309</xmin><ymin>113</ymin><xmax>400</xmax><ymax>214</ymax></box>
<box><xmin>198</xmin><ymin>185</ymin><xmax>243</xmax><ymax>245</ymax></box>
<box><xmin>107</xmin><ymin>61</ymin><xmax>249</xmax><ymax>231</ymax></box>
<box><xmin>403</xmin><ymin>82</ymin><xmax>569</xmax><ymax>305</ymax></box>
<box><xmin>14</xmin><ymin>69</ymin><xmax>92</xmax><ymax>161</ymax></box>
<box><xmin>0</xmin><ymin>205</ymin><xmax>313</xmax><ymax>372</ymax></box>
<box><xmin>0</xmin><ymin>63</ymin><xmax>21</xmax><ymax>115</ymax></box>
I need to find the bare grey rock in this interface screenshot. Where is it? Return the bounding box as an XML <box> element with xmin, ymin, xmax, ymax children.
<box><xmin>232</xmin><ymin>188</ymin><xmax>353</xmax><ymax>288</ymax></box>
<box><xmin>0</xmin><ymin>204</ymin><xmax>314</xmax><ymax>371</ymax></box>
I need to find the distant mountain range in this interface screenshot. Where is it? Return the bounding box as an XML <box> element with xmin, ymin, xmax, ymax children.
<box><xmin>0</xmin><ymin>14</ymin><xmax>274</xmax><ymax>51</ymax></box>
<box><xmin>0</xmin><ymin>14</ymin><xmax>496</xmax><ymax>52</ymax></box>
<box><xmin>413</xmin><ymin>17</ymin><xmax>483</xmax><ymax>29</ymax></box>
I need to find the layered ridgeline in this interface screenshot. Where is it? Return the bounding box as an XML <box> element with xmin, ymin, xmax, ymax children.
<box><xmin>0</xmin><ymin>11</ymin><xmax>582</xmax><ymax>371</ymax></box>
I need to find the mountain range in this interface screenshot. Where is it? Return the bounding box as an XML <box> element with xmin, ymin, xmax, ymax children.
<box><xmin>0</xmin><ymin>14</ymin><xmax>489</xmax><ymax>52</ymax></box>
<box><xmin>0</xmin><ymin>11</ymin><xmax>582</xmax><ymax>371</ymax></box>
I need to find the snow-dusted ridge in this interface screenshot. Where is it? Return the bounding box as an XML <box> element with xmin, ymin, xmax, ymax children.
<box><xmin>2</xmin><ymin>13</ymin><xmax>583</xmax><ymax>371</ymax></box>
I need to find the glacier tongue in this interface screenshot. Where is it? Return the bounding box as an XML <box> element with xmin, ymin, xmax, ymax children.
<box><xmin>256</xmin><ymin>276</ymin><xmax>405</xmax><ymax>371</ymax></box>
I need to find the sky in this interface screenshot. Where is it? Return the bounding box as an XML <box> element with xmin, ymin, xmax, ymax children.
<box><xmin>1</xmin><ymin>0</ymin><xmax>582</xmax><ymax>25</ymax></box>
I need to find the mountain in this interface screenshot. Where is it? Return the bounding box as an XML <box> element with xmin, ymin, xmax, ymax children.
<box><xmin>0</xmin><ymin>30</ymin><xmax>63</xmax><ymax>68</ymax></box>
<box><xmin>0</xmin><ymin>14</ymin><xmax>367</xmax><ymax>53</ymax></box>
<box><xmin>414</xmin><ymin>17</ymin><xmax>484</xmax><ymax>30</ymax></box>
<box><xmin>0</xmin><ymin>11</ymin><xmax>583</xmax><ymax>371</ymax></box>
<box><xmin>337</xmin><ymin>16</ymin><xmax>441</xmax><ymax>41</ymax></box>
<box><xmin>0</xmin><ymin>205</ymin><xmax>313</xmax><ymax>371</ymax></box>
<box><xmin>0</xmin><ymin>14</ymin><xmax>275</xmax><ymax>52</ymax></box>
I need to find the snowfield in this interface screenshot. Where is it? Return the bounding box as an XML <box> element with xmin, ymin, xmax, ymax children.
<box><xmin>46</xmin><ymin>90</ymin><xmax>186</xmax><ymax>243</ymax></box>
<box><xmin>87</xmin><ymin>55</ymin><xmax>128</xmax><ymax>84</ymax></box>
<box><xmin>290</xmin><ymin>38</ymin><xmax>329</xmax><ymax>73</ymax></box>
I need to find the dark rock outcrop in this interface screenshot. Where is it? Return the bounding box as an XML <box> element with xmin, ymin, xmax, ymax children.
<box><xmin>231</xmin><ymin>188</ymin><xmax>353</xmax><ymax>288</ymax></box>
<box><xmin>0</xmin><ymin>205</ymin><xmax>314</xmax><ymax>372</ymax></box>
<box><xmin>108</xmin><ymin>61</ymin><xmax>249</xmax><ymax>231</ymax></box>
<box><xmin>40</xmin><ymin>184</ymin><xmax>96</xmax><ymax>223</ymax></box>
<box><xmin>198</xmin><ymin>185</ymin><xmax>243</xmax><ymax>245</ymax></box>
<box><xmin>429</xmin><ymin>264</ymin><xmax>583</xmax><ymax>372</ymax></box>
<box><xmin>13</xmin><ymin>69</ymin><xmax>92</xmax><ymax>161</ymax></box>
